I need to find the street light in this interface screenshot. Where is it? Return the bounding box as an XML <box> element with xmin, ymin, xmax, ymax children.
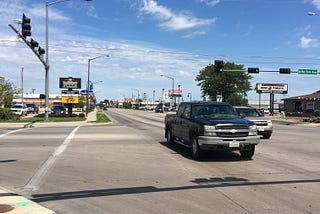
<box><xmin>152</xmin><ymin>90</ymin><xmax>155</xmax><ymax>111</ymax></box>
<box><xmin>187</xmin><ymin>92</ymin><xmax>192</xmax><ymax>101</ymax></box>
<box><xmin>45</xmin><ymin>0</ymin><xmax>92</xmax><ymax>121</ymax></box>
<box><xmin>132</xmin><ymin>88</ymin><xmax>140</xmax><ymax>108</ymax></box>
<box><xmin>86</xmin><ymin>54</ymin><xmax>109</xmax><ymax>116</ymax></box>
<box><xmin>160</xmin><ymin>74</ymin><xmax>174</xmax><ymax>107</ymax></box>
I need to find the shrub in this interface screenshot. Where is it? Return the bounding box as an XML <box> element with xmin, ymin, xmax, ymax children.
<box><xmin>314</xmin><ymin>110</ymin><xmax>320</xmax><ymax>118</ymax></box>
<box><xmin>0</xmin><ymin>108</ymin><xmax>15</xmax><ymax>120</ymax></box>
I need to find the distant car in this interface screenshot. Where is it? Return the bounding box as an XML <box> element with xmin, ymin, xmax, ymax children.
<box><xmin>11</xmin><ymin>104</ymin><xmax>29</xmax><ymax>116</ymax></box>
<box><xmin>51</xmin><ymin>105</ymin><xmax>66</xmax><ymax>115</ymax></box>
<box><xmin>155</xmin><ymin>104</ymin><xmax>164</xmax><ymax>113</ymax></box>
<box><xmin>234</xmin><ymin>106</ymin><xmax>273</xmax><ymax>139</ymax></box>
<box><xmin>26</xmin><ymin>104</ymin><xmax>39</xmax><ymax>114</ymax></box>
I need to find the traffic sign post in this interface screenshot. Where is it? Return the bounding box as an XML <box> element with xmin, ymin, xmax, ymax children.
<box><xmin>298</xmin><ymin>69</ymin><xmax>318</xmax><ymax>75</ymax></box>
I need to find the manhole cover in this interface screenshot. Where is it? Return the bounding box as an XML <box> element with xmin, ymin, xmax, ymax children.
<box><xmin>0</xmin><ymin>204</ymin><xmax>14</xmax><ymax>213</ymax></box>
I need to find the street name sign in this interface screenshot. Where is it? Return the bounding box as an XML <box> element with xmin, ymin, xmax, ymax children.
<box><xmin>298</xmin><ymin>69</ymin><xmax>318</xmax><ymax>75</ymax></box>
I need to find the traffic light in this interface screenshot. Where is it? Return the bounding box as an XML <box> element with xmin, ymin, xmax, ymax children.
<box><xmin>21</xmin><ymin>13</ymin><xmax>31</xmax><ymax>38</ymax></box>
<box><xmin>38</xmin><ymin>46</ymin><xmax>45</xmax><ymax>55</ymax></box>
<box><xmin>248</xmin><ymin>67</ymin><xmax>259</xmax><ymax>73</ymax></box>
<box><xmin>279</xmin><ymin>68</ymin><xmax>291</xmax><ymax>74</ymax></box>
<box><xmin>30</xmin><ymin>38</ymin><xmax>38</xmax><ymax>49</ymax></box>
<box><xmin>214</xmin><ymin>60</ymin><xmax>223</xmax><ymax>73</ymax></box>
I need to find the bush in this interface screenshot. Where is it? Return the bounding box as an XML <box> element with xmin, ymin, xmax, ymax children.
<box><xmin>0</xmin><ymin>108</ymin><xmax>15</xmax><ymax>120</ymax></box>
<box><xmin>314</xmin><ymin>110</ymin><xmax>320</xmax><ymax>118</ymax></box>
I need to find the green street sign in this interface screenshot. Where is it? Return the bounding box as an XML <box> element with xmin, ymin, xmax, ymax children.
<box><xmin>298</xmin><ymin>69</ymin><xmax>318</xmax><ymax>75</ymax></box>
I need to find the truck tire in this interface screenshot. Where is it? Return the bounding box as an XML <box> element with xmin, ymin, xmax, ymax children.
<box><xmin>263</xmin><ymin>133</ymin><xmax>271</xmax><ymax>139</ymax></box>
<box><xmin>240</xmin><ymin>145</ymin><xmax>255</xmax><ymax>159</ymax></box>
<box><xmin>191</xmin><ymin>135</ymin><xmax>202</xmax><ymax>160</ymax></box>
<box><xmin>166</xmin><ymin>128</ymin><xmax>175</xmax><ymax>147</ymax></box>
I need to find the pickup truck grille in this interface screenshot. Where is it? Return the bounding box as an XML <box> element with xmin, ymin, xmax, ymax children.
<box><xmin>254</xmin><ymin>121</ymin><xmax>268</xmax><ymax>126</ymax></box>
<box><xmin>217</xmin><ymin>132</ymin><xmax>248</xmax><ymax>138</ymax></box>
<box><xmin>215</xmin><ymin>125</ymin><xmax>249</xmax><ymax>138</ymax></box>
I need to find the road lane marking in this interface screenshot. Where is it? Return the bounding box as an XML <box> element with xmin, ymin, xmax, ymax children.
<box><xmin>24</xmin><ymin>126</ymin><xmax>81</xmax><ymax>191</ymax></box>
<box><xmin>0</xmin><ymin>128</ymin><xmax>28</xmax><ymax>138</ymax></box>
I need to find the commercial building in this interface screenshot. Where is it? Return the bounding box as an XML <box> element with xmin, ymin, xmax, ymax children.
<box><xmin>282</xmin><ymin>90</ymin><xmax>320</xmax><ymax>117</ymax></box>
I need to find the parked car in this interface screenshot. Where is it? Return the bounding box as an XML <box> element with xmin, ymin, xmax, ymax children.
<box><xmin>10</xmin><ymin>104</ymin><xmax>29</xmax><ymax>116</ymax></box>
<box><xmin>51</xmin><ymin>105</ymin><xmax>66</xmax><ymax>115</ymax></box>
<box><xmin>26</xmin><ymin>104</ymin><xmax>39</xmax><ymax>114</ymax></box>
<box><xmin>234</xmin><ymin>106</ymin><xmax>273</xmax><ymax>139</ymax></box>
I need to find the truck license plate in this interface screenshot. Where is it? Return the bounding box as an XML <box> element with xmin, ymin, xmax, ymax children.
<box><xmin>229</xmin><ymin>141</ymin><xmax>240</xmax><ymax>147</ymax></box>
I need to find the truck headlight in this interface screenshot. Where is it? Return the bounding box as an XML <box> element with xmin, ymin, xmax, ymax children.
<box><xmin>267</xmin><ymin>120</ymin><xmax>272</xmax><ymax>126</ymax></box>
<box><xmin>204</xmin><ymin>125</ymin><xmax>217</xmax><ymax>136</ymax></box>
<box><xmin>248</xmin><ymin>125</ymin><xmax>258</xmax><ymax>136</ymax></box>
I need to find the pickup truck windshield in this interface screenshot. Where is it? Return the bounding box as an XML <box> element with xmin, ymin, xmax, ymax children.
<box><xmin>193</xmin><ymin>104</ymin><xmax>238</xmax><ymax>119</ymax></box>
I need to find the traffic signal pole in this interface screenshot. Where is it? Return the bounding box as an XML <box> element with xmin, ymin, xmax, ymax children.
<box><xmin>8</xmin><ymin>24</ymin><xmax>47</xmax><ymax>68</ymax></box>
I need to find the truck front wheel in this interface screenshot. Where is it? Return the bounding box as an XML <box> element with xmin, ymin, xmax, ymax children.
<box><xmin>240</xmin><ymin>145</ymin><xmax>255</xmax><ymax>159</ymax></box>
<box><xmin>191</xmin><ymin>135</ymin><xmax>202</xmax><ymax>160</ymax></box>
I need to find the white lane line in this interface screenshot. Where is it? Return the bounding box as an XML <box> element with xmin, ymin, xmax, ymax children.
<box><xmin>24</xmin><ymin>126</ymin><xmax>81</xmax><ymax>191</ymax></box>
<box><xmin>0</xmin><ymin>128</ymin><xmax>27</xmax><ymax>138</ymax></box>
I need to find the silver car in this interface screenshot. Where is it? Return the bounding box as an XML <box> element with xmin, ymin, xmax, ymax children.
<box><xmin>234</xmin><ymin>106</ymin><xmax>273</xmax><ymax>139</ymax></box>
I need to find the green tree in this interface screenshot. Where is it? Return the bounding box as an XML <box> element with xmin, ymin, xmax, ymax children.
<box><xmin>0</xmin><ymin>76</ymin><xmax>16</xmax><ymax>107</ymax></box>
<box><xmin>195</xmin><ymin>62</ymin><xmax>251</xmax><ymax>105</ymax></box>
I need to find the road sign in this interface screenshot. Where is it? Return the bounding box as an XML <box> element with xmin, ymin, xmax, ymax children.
<box><xmin>298</xmin><ymin>69</ymin><xmax>318</xmax><ymax>75</ymax></box>
<box><xmin>80</xmin><ymin>89</ymin><xmax>93</xmax><ymax>95</ymax></box>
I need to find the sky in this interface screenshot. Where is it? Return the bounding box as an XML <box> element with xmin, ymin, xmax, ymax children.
<box><xmin>1</xmin><ymin>0</ymin><xmax>320</xmax><ymax>103</ymax></box>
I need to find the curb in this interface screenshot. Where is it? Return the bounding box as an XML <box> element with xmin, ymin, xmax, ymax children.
<box><xmin>0</xmin><ymin>187</ymin><xmax>55</xmax><ymax>214</ymax></box>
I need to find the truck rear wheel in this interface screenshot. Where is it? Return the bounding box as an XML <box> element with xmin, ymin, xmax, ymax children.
<box><xmin>191</xmin><ymin>135</ymin><xmax>202</xmax><ymax>160</ymax></box>
<box><xmin>166</xmin><ymin>128</ymin><xmax>175</xmax><ymax>147</ymax></box>
<box><xmin>240</xmin><ymin>145</ymin><xmax>255</xmax><ymax>159</ymax></box>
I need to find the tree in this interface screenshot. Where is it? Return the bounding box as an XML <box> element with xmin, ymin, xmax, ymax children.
<box><xmin>0</xmin><ymin>76</ymin><xmax>16</xmax><ymax>107</ymax></box>
<box><xmin>195</xmin><ymin>62</ymin><xmax>251</xmax><ymax>105</ymax></box>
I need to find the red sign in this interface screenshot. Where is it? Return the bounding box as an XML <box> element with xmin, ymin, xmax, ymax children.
<box><xmin>168</xmin><ymin>90</ymin><xmax>182</xmax><ymax>95</ymax></box>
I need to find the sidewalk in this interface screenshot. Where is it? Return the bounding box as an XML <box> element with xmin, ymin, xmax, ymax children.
<box><xmin>0</xmin><ymin>109</ymin><xmax>98</xmax><ymax>214</ymax></box>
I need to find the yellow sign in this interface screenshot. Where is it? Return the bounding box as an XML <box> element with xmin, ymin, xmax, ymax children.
<box><xmin>62</xmin><ymin>96</ymin><xmax>79</xmax><ymax>104</ymax></box>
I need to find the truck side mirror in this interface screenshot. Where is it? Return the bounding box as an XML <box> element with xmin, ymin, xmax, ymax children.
<box><xmin>240</xmin><ymin>113</ymin><xmax>246</xmax><ymax>118</ymax></box>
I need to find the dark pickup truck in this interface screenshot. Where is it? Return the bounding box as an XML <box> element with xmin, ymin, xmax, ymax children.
<box><xmin>165</xmin><ymin>101</ymin><xmax>260</xmax><ymax>160</ymax></box>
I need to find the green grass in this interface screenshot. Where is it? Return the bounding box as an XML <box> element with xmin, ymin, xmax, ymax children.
<box><xmin>95</xmin><ymin>110</ymin><xmax>111</xmax><ymax>123</ymax></box>
<box><xmin>271</xmin><ymin>120</ymin><xmax>304</xmax><ymax>126</ymax></box>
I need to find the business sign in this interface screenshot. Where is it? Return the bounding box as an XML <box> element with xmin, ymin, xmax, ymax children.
<box><xmin>168</xmin><ymin>90</ymin><xmax>183</xmax><ymax>97</ymax></box>
<box><xmin>298</xmin><ymin>69</ymin><xmax>318</xmax><ymax>75</ymax></box>
<box><xmin>61</xmin><ymin>90</ymin><xmax>79</xmax><ymax>94</ymax></box>
<box><xmin>59</xmin><ymin>77</ymin><xmax>81</xmax><ymax>89</ymax></box>
<box><xmin>61</xmin><ymin>96</ymin><xmax>79</xmax><ymax>104</ymax></box>
<box><xmin>256</xmin><ymin>83</ymin><xmax>288</xmax><ymax>94</ymax></box>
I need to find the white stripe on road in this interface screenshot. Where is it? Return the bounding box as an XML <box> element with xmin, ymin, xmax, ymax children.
<box><xmin>0</xmin><ymin>128</ymin><xmax>27</xmax><ymax>138</ymax></box>
<box><xmin>24</xmin><ymin>125</ymin><xmax>81</xmax><ymax>191</ymax></box>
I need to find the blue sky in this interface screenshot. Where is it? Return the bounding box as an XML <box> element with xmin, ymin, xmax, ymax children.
<box><xmin>1</xmin><ymin>0</ymin><xmax>320</xmax><ymax>103</ymax></box>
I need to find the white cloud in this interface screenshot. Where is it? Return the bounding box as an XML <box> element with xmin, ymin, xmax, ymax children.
<box><xmin>139</xmin><ymin>0</ymin><xmax>216</xmax><ymax>31</ymax></box>
<box><xmin>305</xmin><ymin>0</ymin><xmax>320</xmax><ymax>10</ymax></box>
<box><xmin>300</xmin><ymin>36</ymin><xmax>319</xmax><ymax>48</ymax></box>
<box><xmin>198</xmin><ymin>0</ymin><xmax>220</xmax><ymax>7</ymax></box>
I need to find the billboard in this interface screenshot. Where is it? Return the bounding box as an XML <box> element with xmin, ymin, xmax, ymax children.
<box><xmin>256</xmin><ymin>83</ymin><xmax>288</xmax><ymax>94</ymax></box>
<box><xmin>59</xmin><ymin>77</ymin><xmax>81</xmax><ymax>89</ymax></box>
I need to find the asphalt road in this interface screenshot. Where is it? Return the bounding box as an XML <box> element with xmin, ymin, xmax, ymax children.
<box><xmin>0</xmin><ymin>108</ymin><xmax>319</xmax><ymax>214</ymax></box>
